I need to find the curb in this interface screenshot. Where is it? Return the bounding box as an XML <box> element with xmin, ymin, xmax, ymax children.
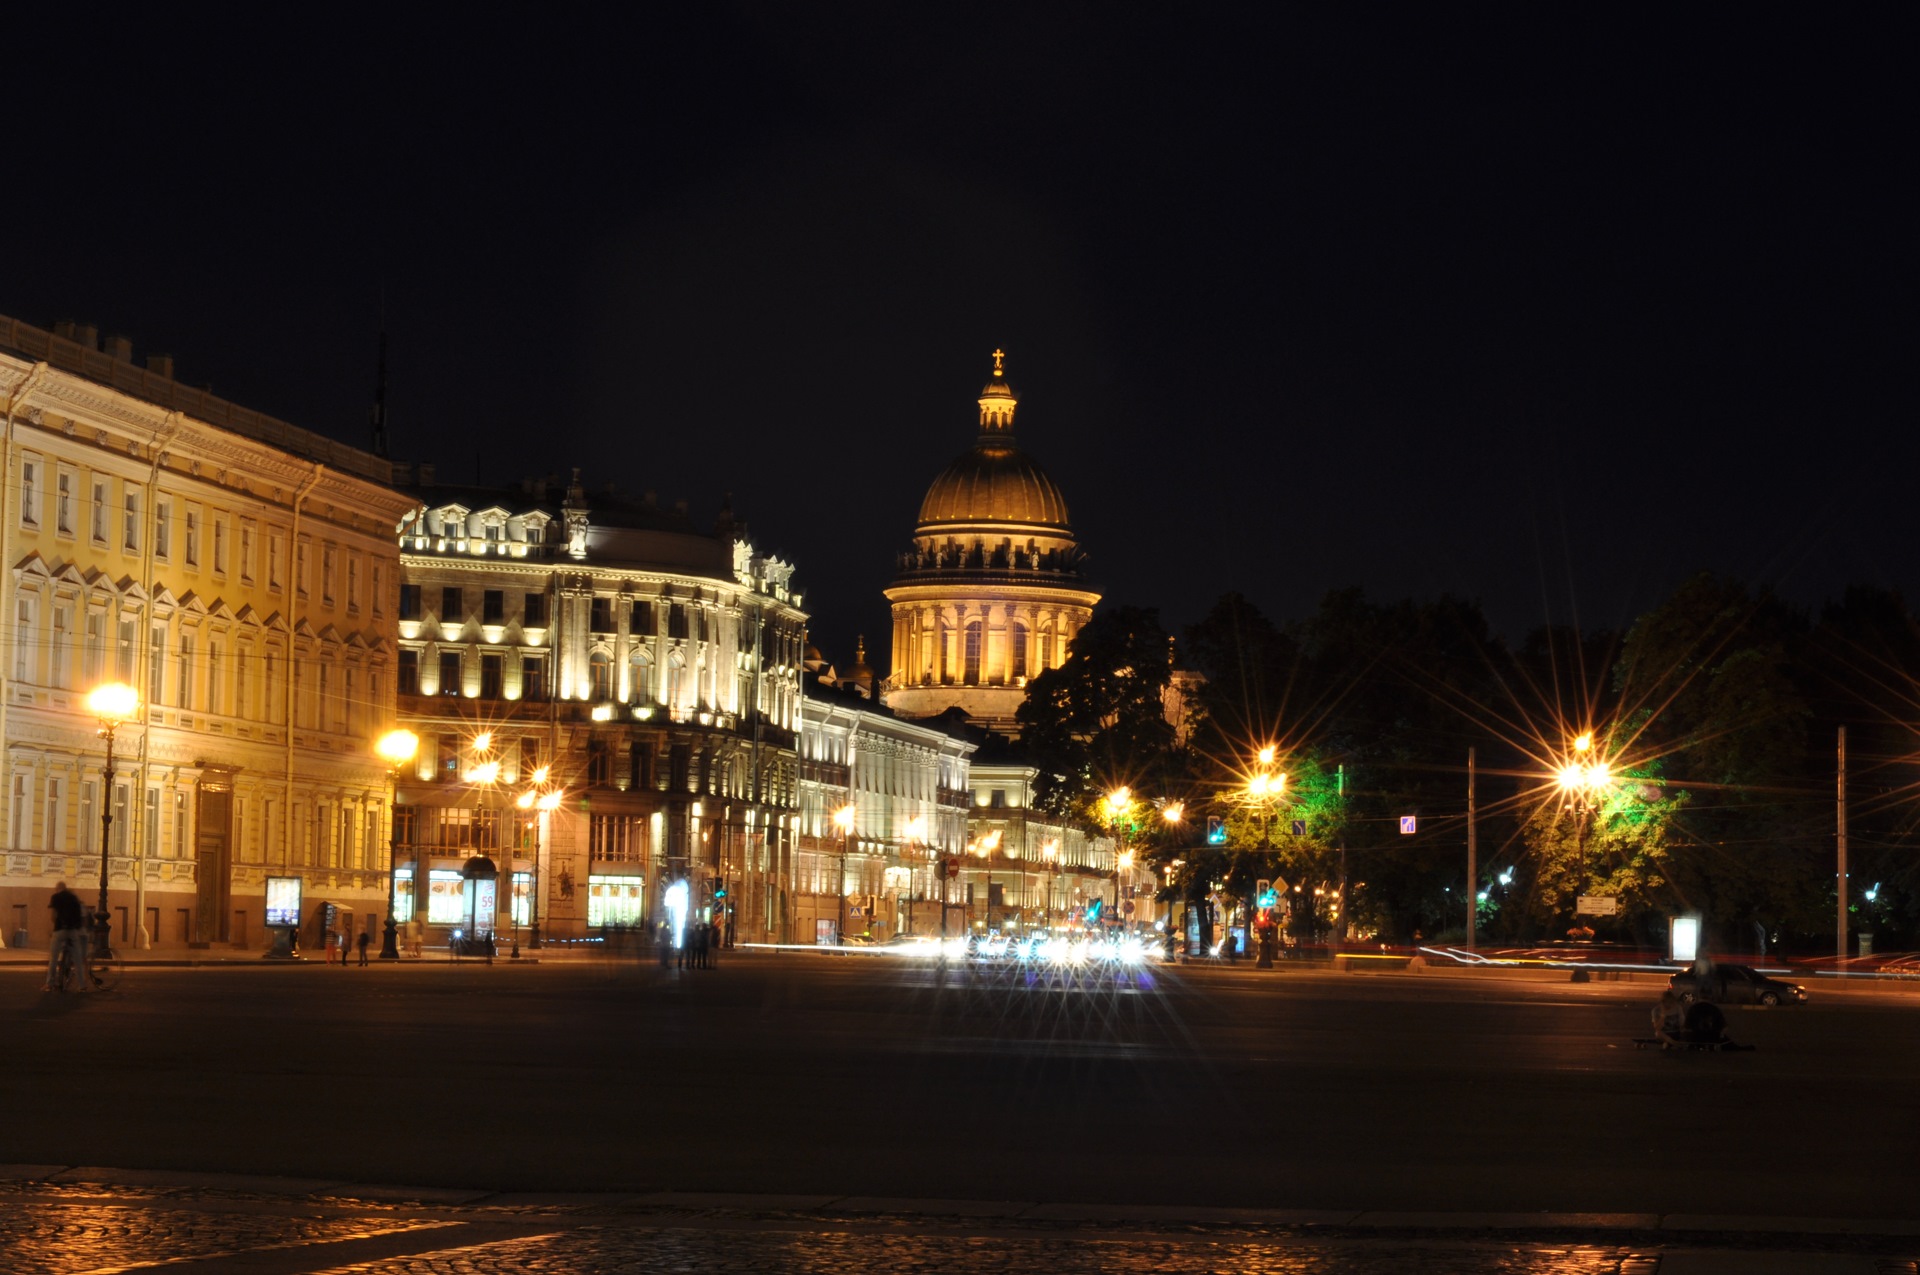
<box><xmin>5</xmin><ymin>1165</ymin><xmax>1920</xmax><ymax>1239</ymax></box>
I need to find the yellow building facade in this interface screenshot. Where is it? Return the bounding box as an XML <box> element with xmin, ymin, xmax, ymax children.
<box><xmin>883</xmin><ymin>353</ymin><xmax>1100</xmax><ymax>735</ymax></box>
<box><xmin>0</xmin><ymin>318</ymin><xmax>416</xmax><ymax>951</ymax></box>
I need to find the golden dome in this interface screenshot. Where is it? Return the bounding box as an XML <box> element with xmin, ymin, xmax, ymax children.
<box><xmin>917</xmin><ymin>441</ymin><xmax>1071</xmax><ymax>528</ymax></box>
<box><xmin>914</xmin><ymin>350</ymin><xmax>1072</xmax><ymax>530</ymax></box>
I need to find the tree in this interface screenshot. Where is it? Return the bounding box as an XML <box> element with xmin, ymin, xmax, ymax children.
<box><xmin>1015</xmin><ymin>606</ymin><xmax>1178</xmax><ymax>820</ymax></box>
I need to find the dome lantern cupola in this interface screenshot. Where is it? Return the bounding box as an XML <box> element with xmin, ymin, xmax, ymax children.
<box><xmin>977</xmin><ymin>347</ymin><xmax>1018</xmax><ymax>435</ymax></box>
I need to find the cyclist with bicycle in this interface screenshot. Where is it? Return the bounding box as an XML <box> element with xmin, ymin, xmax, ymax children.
<box><xmin>43</xmin><ymin>881</ymin><xmax>90</xmax><ymax>992</ymax></box>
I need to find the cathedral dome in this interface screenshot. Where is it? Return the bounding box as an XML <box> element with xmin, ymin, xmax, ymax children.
<box><xmin>916</xmin><ymin>443</ymin><xmax>1071</xmax><ymax>528</ymax></box>
<box><xmin>913</xmin><ymin>350</ymin><xmax>1072</xmax><ymax>531</ymax></box>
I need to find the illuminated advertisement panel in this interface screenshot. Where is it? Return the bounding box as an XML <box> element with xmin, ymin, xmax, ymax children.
<box><xmin>265</xmin><ymin>876</ymin><xmax>302</xmax><ymax>928</ymax></box>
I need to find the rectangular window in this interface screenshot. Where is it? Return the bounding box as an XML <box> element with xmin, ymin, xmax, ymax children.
<box><xmin>12</xmin><ymin>599</ymin><xmax>31</xmax><ymax>682</ymax></box>
<box><xmin>371</xmin><ymin>565</ymin><xmax>384</xmax><ymax>615</ymax></box>
<box><xmin>586</xmin><ymin>874</ymin><xmax>647</xmax><ymax>927</ymax></box>
<box><xmin>631</xmin><ymin>600</ymin><xmax>654</xmax><ymax>634</ymax></box>
<box><xmin>482</xmin><ymin>590</ymin><xmax>504</xmax><ymax>624</ymax></box>
<box><xmin>91</xmin><ymin>479</ymin><xmax>108</xmax><ymax>543</ymax></box>
<box><xmin>177</xmin><ymin>632</ymin><xmax>194</xmax><ymax>709</ymax></box>
<box><xmin>480</xmin><ymin>652</ymin><xmax>503</xmax><ymax>699</ymax></box>
<box><xmin>441</xmin><ymin>586</ymin><xmax>462</xmax><ymax>620</ymax></box>
<box><xmin>234</xmin><ymin>644</ymin><xmax>250</xmax><ymax>719</ymax></box>
<box><xmin>155</xmin><ymin>499</ymin><xmax>171</xmax><ymax>559</ymax></box>
<box><xmin>240</xmin><ymin>522</ymin><xmax>255</xmax><ymax>582</ymax></box>
<box><xmin>439</xmin><ymin>650</ymin><xmax>461</xmax><ymax>696</ymax></box>
<box><xmin>521</xmin><ymin>654</ymin><xmax>546</xmax><ymax>702</ymax></box>
<box><xmin>523</xmin><ymin>592</ymin><xmax>547</xmax><ymax>627</ymax></box>
<box><xmin>149</xmin><ymin>625</ymin><xmax>166</xmax><ymax>704</ymax></box>
<box><xmin>80</xmin><ymin>781</ymin><xmax>95</xmax><ymax>856</ymax></box>
<box><xmin>55</xmin><ymin>470</ymin><xmax>73</xmax><ymax>535</ymax></box>
<box><xmin>42</xmin><ymin>776</ymin><xmax>64</xmax><ymax>852</ymax></box>
<box><xmin>213</xmin><ymin>518</ymin><xmax>227</xmax><ymax>574</ymax></box>
<box><xmin>347</xmin><ymin>558</ymin><xmax>360</xmax><ymax>610</ymax></box>
<box><xmin>51</xmin><ymin>603</ymin><xmax>71</xmax><ymax>688</ymax></box>
<box><xmin>144</xmin><ymin>787</ymin><xmax>160</xmax><ymax>859</ymax></box>
<box><xmin>184</xmin><ymin>507</ymin><xmax>199</xmax><ymax>566</ymax></box>
<box><xmin>173</xmin><ymin>791</ymin><xmax>187</xmax><ymax>861</ymax></box>
<box><xmin>590</xmin><ymin>597</ymin><xmax>613</xmax><ymax>632</ymax></box>
<box><xmin>123</xmin><ymin>488</ymin><xmax>142</xmax><ymax>552</ymax></box>
<box><xmin>393</xmin><ymin>868</ymin><xmax>415</xmax><ymax>923</ymax></box>
<box><xmin>296</xmin><ymin>539</ymin><xmax>309</xmax><ymax>596</ymax></box>
<box><xmin>207</xmin><ymin>642</ymin><xmax>222</xmax><ymax>715</ymax></box>
<box><xmin>268</xmin><ymin>534</ymin><xmax>282</xmax><ymax>588</ymax></box>
<box><xmin>321</xmin><ymin>543</ymin><xmax>336</xmax><ymax>602</ymax></box>
<box><xmin>427</xmin><ymin>869</ymin><xmax>465</xmax><ymax>923</ymax></box>
<box><xmin>397</xmin><ymin>649</ymin><xmax>419</xmax><ymax>695</ymax></box>
<box><xmin>669</xmin><ymin>604</ymin><xmax>688</xmax><ymax>639</ymax></box>
<box><xmin>20</xmin><ymin>457</ymin><xmax>39</xmax><ymax>527</ymax></box>
<box><xmin>83</xmin><ymin>611</ymin><xmax>105</xmax><ymax>684</ymax></box>
<box><xmin>116</xmin><ymin>618</ymin><xmax>136</xmax><ymax>681</ymax></box>
<box><xmin>399</xmin><ymin>584</ymin><xmax>421</xmax><ymax>621</ymax></box>
<box><xmin>512</xmin><ymin>872</ymin><xmax>533</xmax><ymax>927</ymax></box>
<box><xmin>9</xmin><ymin>773</ymin><xmax>27</xmax><ymax>848</ymax></box>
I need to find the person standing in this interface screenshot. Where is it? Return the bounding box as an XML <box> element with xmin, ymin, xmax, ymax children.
<box><xmin>43</xmin><ymin>881</ymin><xmax>89</xmax><ymax>992</ymax></box>
<box><xmin>356</xmin><ymin>928</ymin><xmax>371</xmax><ymax>966</ymax></box>
<box><xmin>706</xmin><ymin>920</ymin><xmax>719</xmax><ymax>969</ymax></box>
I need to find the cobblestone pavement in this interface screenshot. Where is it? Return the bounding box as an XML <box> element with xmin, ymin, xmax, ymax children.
<box><xmin>6</xmin><ymin>1180</ymin><xmax>1918</xmax><ymax>1275</ymax></box>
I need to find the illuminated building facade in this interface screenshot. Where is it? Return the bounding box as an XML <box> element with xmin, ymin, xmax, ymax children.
<box><xmin>391</xmin><ymin>472</ymin><xmax>805</xmax><ymax>944</ymax></box>
<box><xmin>0</xmin><ymin>316</ymin><xmax>416</xmax><ymax>951</ymax></box>
<box><xmin>883</xmin><ymin>353</ymin><xmax>1100</xmax><ymax>735</ymax></box>
<box><xmin>794</xmin><ymin>680</ymin><xmax>973</xmax><ymax>943</ymax></box>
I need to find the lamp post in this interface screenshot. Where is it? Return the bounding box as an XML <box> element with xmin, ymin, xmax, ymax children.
<box><xmin>1041</xmin><ymin>837</ymin><xmax>1059</xmax><ymax>929</ymax></box>
<box><xmin>1248</xmin><ymin>748</ymin><xmax>1286</xmax><ymax>968</ymax></box>
<box><xmin>902</xmin><ymin>814</ymin><xmax>926</xmax><ymax>938</ymax></box>
<box><xmin>1157</xmin><ymin>801</ymin><xmax>1185</xmax><ymax>934</ymax></box>
<box><xmin>1557</xmin><ymin>731</ymin><xmax>1612</xmax><ymax>926</ymax></box>
<box><xmin>375</xmin><ymin>729</ymin><xmax>419</xmax><ymax>960</ymax></box>
<box><xmin>1101</xmin><ymin>786</ymin><xmax>1135</xmax><ymax>929</ymax></box>
<box><xmin>85</xmin><ymin>682</ymin><xmax>140</xmax><ymax>960</ymax></box>
<box><xmin>832</xmin><ymin>802</ymin><xmax>855</xmax><ymax>943</ymax></box>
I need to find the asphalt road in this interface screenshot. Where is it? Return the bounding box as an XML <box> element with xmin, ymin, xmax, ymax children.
<box><xmin>4</xmin><ymin>953</ymin><xmax>1916</xmax><ymax>1221</ymax></box>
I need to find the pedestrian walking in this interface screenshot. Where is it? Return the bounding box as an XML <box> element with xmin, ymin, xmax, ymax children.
<box><xmin>357</xmin><ymin>929</ymin><xmax>371</xmax><ymax>966</ymax></box>
<box><xmin>657</xmin><ymin>921</ymin><xmax>672</xmax><ymax>968</ymax></box>
<box><xmin>693</xmin><ymin>920</ymin><xmax>709</xmax><ymax>969</ymax></box>
<box><xmin>325</xmin><ymin>928</ymin><xmax>339</xmax><ymax>964</ymax></box>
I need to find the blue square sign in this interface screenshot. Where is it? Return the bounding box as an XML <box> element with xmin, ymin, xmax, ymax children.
<box><xmin>1290</xmin><ymin>820</ymin><xmax>1307</xmax><ymax>837</ymax></box>
<box><xmin>1399</xmin><ymin>815</ymin><xmax>1417</xmax><ymax>835</ymax></box>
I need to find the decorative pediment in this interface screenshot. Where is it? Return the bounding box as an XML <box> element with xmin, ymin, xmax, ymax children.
<box><xmin>232</xmin><ymin>604</ymin><xmax>259</xmax><ymax>626</ymax></box>
<box><xmin>206</xmin><ymin>599</ymin><xmax>237</xmax><ymax>621</ymax></box>
<box><xmin>292</xmin><ymin>617</ymin><xmax>317</xmax><ymax>639</ymax></box>
<box><xmin>175</xmin><ymin>591</ymin><xmax>207</xmax><ymax>615</ymax></box>
<box><xmin>317</xmin><ymin>623</ymin><xmax>343</xmax><ymax>644</ymax></box>
<box><xmin>258</xmin><ymin>610</ymin><xmax>287</xmax><ymax>632</ymax></box>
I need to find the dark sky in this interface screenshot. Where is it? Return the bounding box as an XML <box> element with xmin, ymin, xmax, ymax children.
<box><xmin>6</xmin><ymin>7</ymin><xmax>1913</xmax><ymax>667</ymax></box>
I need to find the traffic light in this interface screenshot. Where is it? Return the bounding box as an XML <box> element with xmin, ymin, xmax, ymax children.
<box><xmin>713</xmin><ymin>881</ymin><xmax>727</xmax><ymax>900</ymax></box>
<box><xmin>1206</xmin><ymin>816</ymin><xmax>1227</xmax><ymax>845</ymax></box>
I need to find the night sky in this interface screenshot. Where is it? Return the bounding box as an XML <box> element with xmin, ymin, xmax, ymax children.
<box><xmin>6</xmin><ymin>7</ymin><xmax>1912</xmax><ymax>668</ymax></box>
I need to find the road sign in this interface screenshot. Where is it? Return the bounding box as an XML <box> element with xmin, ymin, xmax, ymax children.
<box><xmin>1577</xmin><ymin>895</ymin><xmax>1618</xmax><ymax>916</ymax></box>
<box><xmin>1206</xmin><ymin>816</ymin><xmax>1227</xmax><ymax>845</ymax></box>
<box><xmin>944</xmin><ymin>856</ymin><xmax>960</xmax><ymax>879</ymax></box>
<box><xmin>1290</xmin><ymin>819</ymin><xmax>1307</xmax><ymax>837</ymax></box>
<box><xmin>1399</xmin><ymin>815</ymin><xmax>1417</xmax><ymax>835</ymax></box>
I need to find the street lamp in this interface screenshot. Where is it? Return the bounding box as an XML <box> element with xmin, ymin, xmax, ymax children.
<box><xmin>85</xmin><ymin>681</ymin><xmax>140</xmax><ymax>960</ymax></box>
<box><xmin>375</xmin><ymin>729</ymin><xmax>420</xmax><ymax>960</ymax></box>
<box><xmin>1101</xmin><ymin>786</ymin><xmax>1134</xmax><ymax>923</ymax></box>
<box><xmin>1557</xmin><ymin>732</ymin><xmax>1613</xmax><ymax>924</ymax></box>
<box><xmin>1041</xmin><ymin>838</ymin><xmax>1059</xmax><ymax>928</ymax></box>
<box><xmin>1247</xmin><ymin>750</ymin><xmax>1286</xmax><ymax>967</ymax></box>
<box><xmin>902</xmin><ymin>814</ymin><xmax>927</xmax><ymax>938</ymax></box>
<box><xmin>833</xmin><ymin>803</ymin><xmax>855</xmax><ymax>943</ymax></box>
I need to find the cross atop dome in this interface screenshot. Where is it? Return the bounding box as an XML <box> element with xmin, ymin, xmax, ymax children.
<box><xmin>978</xmin><ymin>348</ymin><xmax>1018</xmax><ymax>431</ymax></box>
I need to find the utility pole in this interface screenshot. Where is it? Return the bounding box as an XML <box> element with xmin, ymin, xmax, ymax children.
<box><xmin>1837</xmin><ymin>725</ymin><xmax>1848</xmax><ymax>963</ymax></box>
<box><xmin>1466</xmin><ymin>747</ymin><xmax>1477</xmax><ymax>952</ymax></box>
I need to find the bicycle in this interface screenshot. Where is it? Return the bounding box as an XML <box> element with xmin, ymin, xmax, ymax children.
<box><xmin>48</xmin><ymin>941</ymin><xmax>120</xmax><ymax>993</ymax></box>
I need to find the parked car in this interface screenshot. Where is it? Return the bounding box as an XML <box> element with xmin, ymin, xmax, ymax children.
<box><xmin>1670</xmin><ymin>963</ymin><xmax>1807</xmax><ymax>1006</ymax></box>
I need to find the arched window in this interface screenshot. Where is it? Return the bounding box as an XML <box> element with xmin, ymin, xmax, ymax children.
<box><xmin>629</xmin><ymin>647</ymin><xmax>652</xmax><ymax>703</ymax></box>
<box><xmin>938</xmin><ymin>620</ymin><xmax>953</xmax><ymax>685</ymax></box>
<box><xmin>588</xmin><ymin>651</ymin><xmax>611</xmax><ymax>700</ymax></box>
<box><xmin>665</xmin><ymin>648</ymin><xmax>687</xmax><ymax>707</ymax></box>
<box><xmin>1037</xmin><ymin>621</ymin><xmax>1054</xmax><ymax>673</ymax></box>
<box><xmin>963</xmin><ymin>621</ymin><xmax>983</xmax><ymax>685</ymax></box>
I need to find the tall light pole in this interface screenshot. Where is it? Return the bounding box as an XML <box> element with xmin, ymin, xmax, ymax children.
<box><xmin>832</xmin><ymin>803</ymin><xmax>855</xmax><ymax>942</ymax></box>
<box><xmin>902</xmin><ymin>814</ymin><xmax>926</xmax><ymax>938</ymax></box>
<box><xmin>1556</xmin><ymin>731</ymin><xmax>1613</xmax><ymax>949</ymax></box>
<box><xmin>1248</xmin><ymin>748</ymin><xmax>1285</xmax><ymax>967</ymax></box>
<box><xmin>375</xmin><ymin>729</ymin><xmax>420</xmax><ymax>960</ymax></box>
<box><xmin>85</xmin><ymin>682</ymin><xmax>140</xmax><ymax>960</ymax></box>
<box><xmin>1101</xmin><ymin>786</ymin><xmax>1134</xmax><ymax>926</ymax></box>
